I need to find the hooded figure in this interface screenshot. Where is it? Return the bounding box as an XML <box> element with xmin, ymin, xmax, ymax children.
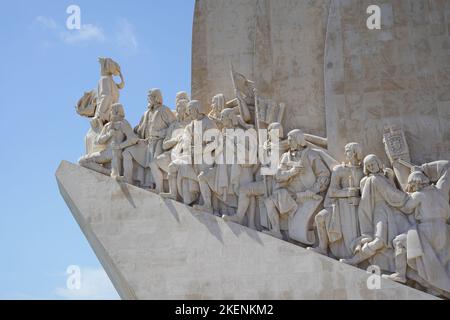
<box><xmin>383</xmin><ymin>171</ymin><xmax>450</xmax><ymax>298</ymax></box>
<box><xmin>341</xmin><ymin>154</ymin><xmax>411</xmax><ymax>272</ymax></box>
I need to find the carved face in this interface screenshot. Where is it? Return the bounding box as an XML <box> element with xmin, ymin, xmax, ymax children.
<box><xmin>344</xmin><ymin>146</ymin><xmax>354</xmax><ymax>162</ymax></box>
<box><xmin>408</xmin><ymin>181</ymin><xmax>421</xmax><ymax>193</ymax></box>
<box><xmin>176</xmin><ymin>100</ymin><xmax>188</xmax><ymax>121</ymax></box>
<box><xmin>148</xmin><ymin>89</ymin><xmax>163</xmax><ymax>108</ymax></box>
<box><xmin>110</xmin><ymin>104</ymin><xmax>124</xmax><ymax>122</ymax></box>
<box><xmin>365</xmin><ymin>158</ymin><xmax>380</xmax><ymax>174</ymax></box>
<box><xmin>188</xmin><ymin>102</ymin><xmax>201</xmax><ymax>120</ymax></box>
<box><xmin>287</xmin><ymin>130</ymin><xmax>305</xmax><ymax>150</ymax></box>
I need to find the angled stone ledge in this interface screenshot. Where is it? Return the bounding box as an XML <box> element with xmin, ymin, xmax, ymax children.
<box><xmin>56</xmin><ymin>161</ymin><xmax>436</xmax><ymax>300</ymax></box>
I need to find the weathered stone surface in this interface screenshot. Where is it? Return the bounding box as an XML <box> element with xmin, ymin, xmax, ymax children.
<box><xmin>56</xmin><ymin>161</ymin><xmax>436</xmax><ymax>299</ymax></box>
<box><xmin>325</xmin><ymin>0</ymin><xmax>450</xmax><ymax>164</ymax></box>
<box><xmin>192</xmin><ymin>0</ymin><xmax>450</xmax><ymax>164</ymax></box>
<box><xmin>192</xmin><ymin>0</ymin><xmax>329</xmax><ymax>137</ymax></box>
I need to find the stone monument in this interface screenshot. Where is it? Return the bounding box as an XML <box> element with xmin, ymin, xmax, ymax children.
<box><xmin>58</xmin><ymin>0</ymin><xmax>450</xmax><ymax>299</ymax></box>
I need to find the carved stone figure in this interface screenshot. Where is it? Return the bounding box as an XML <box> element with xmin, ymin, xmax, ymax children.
<box><xmin>223</xmin><ymin>122</ymin><xmax>288</xmax><ymax>229</ymax></box>
<box><xmin>161</xmin><ymin>100</ymin><xmax>218</xmax><ymax>204</ymax></box>
<box><xmin>123</xmin><ymin>89</ymin><xmax>176</xmax><ymax>187</ymax></box>
<box><xmin>79</xmin><ymin>103</ymin><xmax>138</xmax><ymax>177</ymax></box>
<box><xmin>309</xmin><ymin>143</ymin><xmax>364</xmax><ymax>259</ymax></box>
<box><xmin>151</xmin><ymin>99</ymin><xmax>190</xmax><ymax>194</ymax></box>
<box><xmin>194</xmin><ymin>108</ymin><xmax>256</xmax><ymax>215</ymax></box>
<box><xmin>340</xmin><ymin>155</ymin><xmax>411</xmax><ymax>272</ymax></box>
<box><xmin>263</xmin><ymin>129</ymin><xmax>330</xmax><ymax>242</ymax></box>
<box><xmin>382</xmin><ymin>170</ymin><xmax>450</xmax><ymax>298</ymax></box>
<box><xmin>176</xmin><ymin>91</ymin><xmax>190</xmax><ymax>105</ymax></box>
<box><xmin>95</xmin><ymin>57</ymin><xmax>125</xmax><ymax>124</ymax></box>
<box><xmin>208</xmin><ymin>94</ymin><xmax>225</xmax><ymax>128</ymax></box>
<box><xmin>417</xmin><ymin>161</ymin><xmax>450</xmax><ymax>203</ymax></box>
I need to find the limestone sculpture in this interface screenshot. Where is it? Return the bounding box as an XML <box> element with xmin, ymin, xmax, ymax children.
<box><xmin>95</xmin><ymin>57</ymin><xmax>125</xmax><ymax>124</ymax></box>
<box><xmin>151</xmin><ymin>99</ymin><xmax>191</xmax><ymax>194</ymax></box>
<box><xmin>79</xmin><ymin>103</ymin><xmax>138</xmax><ymax>178</ymax></box>
<box><xmin>161</xmin><ymin>100</ymin><xmax>218</xmax><ymax>204</ymax></box>
<box><xmin>72</xmin><ymin>58</ymin><xmax>450</xmax><ymax>299</ymax></box>
<box><xmin>340</xmin><ymin>155</ymin><xmax>411</xmax><ymax>273</ymax></box>
<box><xmin>384</xmin><ymin>170</ymin><xmax>450</xmax><ymax>298</ymax></box>
<box><xmin>194</xmin><ymin>108</ymin><xmax>256</xmax><ymax>216</ymax></box>
<box><xmin>223</xmin><ymin>122</ymin><xmax>288</xmax><ymax>229</ymax></box>
<box><xmin>263</xmin><ymin>129</ymin><xmax>330</xmax><ymax>242</ymax></box>
<box><xmin>122</xmin><ymin>89</ymin><xmax>176</xmax><ymax>188</ymax></box>
<box><xmin>309</xmin><ymin>143</ymin><xmax>364</xmax><ymax>260</ymax></box>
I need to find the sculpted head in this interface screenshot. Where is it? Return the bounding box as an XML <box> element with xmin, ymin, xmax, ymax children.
<box><xmin>220</xmin><ymin>108</ymin><xmax>237</xmax><ymax>129</ymax></box>
<box><xmin>176</xmin><ymin>99</ymin><xmax>189</xmax><ymax>121</ymax></box>
<box><xmin>211</xmin><ymin>94</ymin><xmax>225</xmax><ymax>113</ymax></box>
<box><xmin>110</xmin><ymin>103</ymin><xmax>125</xmax><ymax>122</ymax></box>
<box><xmin>287</xmin><ymin>129</ymin><xmax>307</xmax><ymax>150</ymax></box>
<box><xmin>148</xmin><ymin>89</ymin><xmax>163</xmax><ymax>108</ymax></box>
<box><xmin>187</xmin><ymin>100</ymin><xmax>204</xmax><ymax>120</ymax></box>
<box><xmin>98</xmin><ymin>57</ymin><xmax>121</xmax><ymax>76</ymax></box>
<box><xmin>406</xmin><ymin>171</ymin><xmax>430</xmax><ymax>193</ymax></box>
<box><xmin>363</xmin><ymin>154</ymin><xmax>384</xmax><ymax>175</ymax></box>
<box><xmin>345</xmin><ymin>142</ymin><xmax>363</xmax><ymax>164</ymax></box>
<box><xmin>98</xmin><ymin>57</ymin><xmax>124</xmax><ymax>89</ymax></box>
<box><xmin>176</xmin><ymin>91</ymin><xmax>190</xmax><ymax>105</ymax></box>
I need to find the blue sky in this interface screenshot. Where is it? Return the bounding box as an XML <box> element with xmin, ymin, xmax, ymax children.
<box><xmin>0</xmin><ymin>0</ymin><xmax>195</xmax><ymax>299</ymax></box>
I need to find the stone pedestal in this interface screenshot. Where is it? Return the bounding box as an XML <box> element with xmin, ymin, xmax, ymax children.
<box><xmin>56</xmin><ymin>161</ymin><xmax>436</xmax><ymax>299</ymax></box>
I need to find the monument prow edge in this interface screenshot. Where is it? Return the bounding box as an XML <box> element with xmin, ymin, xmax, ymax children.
<box><xmin>56</xmin><ymin>160</ymin><xmax>437</xmax><ymax>300</ymax></box>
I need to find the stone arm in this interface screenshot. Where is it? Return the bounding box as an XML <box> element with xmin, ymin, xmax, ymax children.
<box><xmin>134</xmin><ymin>113</ymin><xmax>147</xmax><ymax>139</ymax></box>
<box><xmin>328</xmin><ymin>170</ymin><xmax>351</xmax><ymax>198</ymax></box>
<box><xmin>116</xmin><ymin>121</ymin><xmax>139</xmax><ymax>150</ymax></box>
<box><xmin>97</xmin><ymin>123</ymin><xmax>113</xmax><ymax>145</ymax></box>
<box><xmin>275</xmin><ymin>154</ymin><xmax>298</xmax><ymax>183</ymax></box>
<box><xmin>162</xmin><ymin>125</ymin><xmax>180</xmax><ymax>151</ymax></box>
<box><xmin>399</xmin><ymin>195</ymin><xmax>419</xmax><ymax>215</ymax></box>
<box><xmin>235</xmin><ymin>90</ymin><xmax>252</xmax><ymax>123</ymax></box>
<box><xmin>310</xmin><ymin>156</ymin><xmax>331</xmax><ymax>194</ymax></box>
<box><xmin>153</xmin><ymin>107</ymin><xmax>177</xmax><ymax>139</ymax></box>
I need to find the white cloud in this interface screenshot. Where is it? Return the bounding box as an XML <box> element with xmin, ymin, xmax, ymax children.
<box><xmin>35</xmin><ymin>16</ymin><xmax>138</xmax><ymax>51</ymax></box>
<box><xmin>60</xmin><ymin>24</ymin><xmax>106</xmax><ymax>44</ymax></box>
<box><xmin>116</xmin><ymin>19</ymin><xmax>139</xmax><ymax>52</ymax></box>
<box><xmin>35</xmin><ymin>16</ymin><xmax>106</xmax><ymax>45</ymax></box>
<box><xmin>54</xmin><ymin>267</ymin><xmax>120</xmax><ymax>300</ymax></box>
<box><xmin>36</xmin><ymin>16</ymin><xmax>58</xmax><ymax>30</ymax></box>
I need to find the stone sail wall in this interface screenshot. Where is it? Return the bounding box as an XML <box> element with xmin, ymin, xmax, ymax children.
<box><xmin>192</xmin><ymin>0</ymin><xmax>450</xmax><ymax>163</ymax></box>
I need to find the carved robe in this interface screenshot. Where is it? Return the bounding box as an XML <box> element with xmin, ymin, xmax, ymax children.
<box><xmin>401</xmin><ymin>185</ymin><xmax>450</xmax><ymax>293</ymax></box>
<box><xmin>358</xmin><ymin>174</ymin><xmax>411</xmax><ymax>271</ymax></box>
<box><xmin>323</xmin><ymin>164</ymin><xmax>364</xmax><ymax>259</ymax></box>
<box><xmin>95</xmin><ymin>75</ymin><xmax>120</xmax><ymax>123</ymax></box>
<box><xmin>268</xmin><ymin>147</ymin><xmax>330</xmax><ymax>244</ymax></box>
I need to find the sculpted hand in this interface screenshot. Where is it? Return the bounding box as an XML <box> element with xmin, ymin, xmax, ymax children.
<box><xmin>291</xmin><ymin>165</ymin><xmax>304</xmax><ymax>175</ymax></box>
